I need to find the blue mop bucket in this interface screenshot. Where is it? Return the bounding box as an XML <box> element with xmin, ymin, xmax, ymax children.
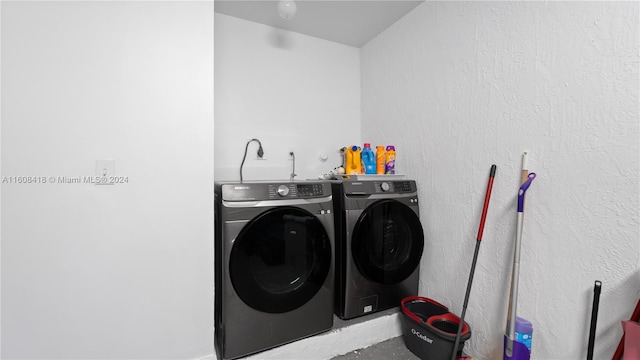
<box><xmin>401</xmin><ymin>296</ymin><xmax>472</xmax><ymax>360</ymax></box>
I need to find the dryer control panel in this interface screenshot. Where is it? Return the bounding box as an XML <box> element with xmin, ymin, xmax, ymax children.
<box><xmin>342</xmin><ymin>180</ymin><xmax>417</xmax><ymax>195</ymax></box>
<box><xmin>377</xmin><ymin>181</ymin><xmax>414</xmax><ymax>193</ymax></box>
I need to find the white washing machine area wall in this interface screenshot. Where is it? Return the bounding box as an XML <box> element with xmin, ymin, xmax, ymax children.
<box><xmin>332</xmin><ymin>180</ymin><xmax>425</xmax><ymax>320</ymax></box>
<box><xmin>214</xmin><ymin>181</ymin><xmax>335</xmax><ymax>360</ymax></box>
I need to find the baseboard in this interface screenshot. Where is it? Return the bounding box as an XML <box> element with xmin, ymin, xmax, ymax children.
<box><xmin>202</xmin><ymin>310</ymin><xmax>403</xmax><ymax>360</ymax></box>
<box><xmin>194</xmin><ymin>354</ymin><xmax>217</xmax><ymax>360</ymax></box>
<box><xmin>250</xmin><ymin>311</ymin><xmax>402</xmax><ymax>359</ymax></box>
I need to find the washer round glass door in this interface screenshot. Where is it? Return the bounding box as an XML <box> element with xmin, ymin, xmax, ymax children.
<box><xmin>230</xmin><ymin>206</ymin><xmax>331</xmax><ymax>314</ymax></box>
<box><xmin>352</xmin><ymin>199</ymin><xmax>424</xmax><ymax>284</ymax></box>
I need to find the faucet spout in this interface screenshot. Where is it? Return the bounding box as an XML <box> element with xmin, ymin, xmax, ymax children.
<box><xmin>289</xmin><ymin>151</ymin><xmax>297</xmax><ymax>182</ymax></box>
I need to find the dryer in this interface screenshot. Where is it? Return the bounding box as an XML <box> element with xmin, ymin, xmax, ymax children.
<box><xmin>215</xmin><ymin>181</ymin><xmax>334</xmax><ymax>360</ymax></box>
<box><xmin>332</xmin><ymin>180</ymin><xmax>424</xmax><ymax>320</ymax></box>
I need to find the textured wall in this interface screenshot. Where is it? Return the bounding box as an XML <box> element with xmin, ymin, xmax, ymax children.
<box><xmin>361</xmin><ymin>2</ymin><xmax>639</xmax><ymax>359</ymax></box>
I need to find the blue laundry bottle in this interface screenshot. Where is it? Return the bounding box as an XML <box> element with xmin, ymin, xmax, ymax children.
<box><xmin>361</xmin><ymin>143</ymin><xmax>376</xmax><ymax>174</ymax></box>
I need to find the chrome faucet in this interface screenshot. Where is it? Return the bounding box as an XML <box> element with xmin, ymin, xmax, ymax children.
<box><xmin>289</xmin><ymin>151</ymin><xmax>297</xmax><ymax>182</ymax></box>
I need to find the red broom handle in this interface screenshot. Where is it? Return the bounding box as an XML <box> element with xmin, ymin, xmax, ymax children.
<box><xmin>476</xmin><ymin>165</ymin><xmax>496</xmax><ymax>241</ymax></box>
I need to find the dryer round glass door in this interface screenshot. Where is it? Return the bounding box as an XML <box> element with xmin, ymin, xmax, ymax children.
<box><xmin>352</xmin><ymin>199</ymin><xmax>424</xmax><ymax>284</ymax></box>
<box><xmin>229</xmin><ymin>206</ymin><xmax>332</xmax><ymax>314</ymax></box>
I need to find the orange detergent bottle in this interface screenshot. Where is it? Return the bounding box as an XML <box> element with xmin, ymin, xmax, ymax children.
<box><xmin>376</xmin><ymin>146</ymin><xmax>385</xmax><ymax>175</ymax></box>
<box><xmin>344</xmin><ymin>146</ymin><xmax>362</xmax><ymax>175</ymax></box>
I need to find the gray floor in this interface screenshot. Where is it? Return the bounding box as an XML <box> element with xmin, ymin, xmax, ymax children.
<box><xmin>331</xmin><ymin>336</ymin><xmax>421</xmax><ymax>360</ymax></box>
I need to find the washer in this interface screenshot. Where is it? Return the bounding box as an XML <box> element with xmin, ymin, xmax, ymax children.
<box><xmin>332</xmin><ymin>180</ymin><xmax>424</xmax><ymax>320</ymax></box>
<box><xmin>215</xmin><ymin>181</ymin><xmax>335</xmax><ymax>360</ymax></box>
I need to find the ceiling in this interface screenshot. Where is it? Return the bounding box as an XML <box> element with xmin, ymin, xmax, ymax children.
<box><xmin>214</xmin><ymin>0</ymin><xmax>424</xmax><ymax>47</ymax></box>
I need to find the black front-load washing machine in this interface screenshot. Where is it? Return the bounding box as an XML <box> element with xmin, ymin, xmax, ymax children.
<box><xmin>214</xmin><ymin>181</ymin><xmax>334</xmax><ymax>360</ymax></box>
<box><xmin>332</xmin><ymin>180</ymin><xmax>424</xmax><ymax>320</ymax></box>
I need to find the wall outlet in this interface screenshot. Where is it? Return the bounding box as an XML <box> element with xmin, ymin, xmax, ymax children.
<box><xmin>95</xmin><ymin>159</ymin><xmax>115</xmax><ymax>185</ymax></box>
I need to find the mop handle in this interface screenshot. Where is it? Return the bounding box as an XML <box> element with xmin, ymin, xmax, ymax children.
<box><xmin>512</xmin><ymin>173</ymin><xmax>536</xmax><ymax>269</ymax></box>
<box><xmin>518</xmin><ymin>173</ymin><xmax>536</xmax><ymax>212</ymax></box>
<box><xmin>512</xmin><ymin>173</ymin><xmax>536</xmax><ymax>271</ymax></box>
<box><xmin>587</xmin><ymin>280</ymin><xmax>602</xmax><ymax>360</ymax></box>
<box><xmin>506</xmin><ymin>213</ymin><xmax>523</xmax><ymax>355</ymax></box>
<box><xmin>506</xmin><ymin>173</ymin><xmax>536</xmax><ymax>358</ymax></box>
<box><xmin>476</xmin><ymin>165</ymin><xmax>497</xmax><ymax>241</ymax></box>
<box><xmin>450</xmin><ymin>165</ymin><xmax>497</xmax><ymax>360</ymax></box>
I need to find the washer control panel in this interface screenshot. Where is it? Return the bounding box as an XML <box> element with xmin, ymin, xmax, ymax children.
<box><xmin>268</xmin><ymin>183</ymin><xmax>326</xmax><ymax>199</ymax></box>
<box><xmin>220</xmin><ymin>182</ymin><xmax>330</xmax><ymax>201</ymax></box>
<box><xmin>295</xmin><ymin>183</ymin><xmax>325</xmax><ymax>197</ymax></box>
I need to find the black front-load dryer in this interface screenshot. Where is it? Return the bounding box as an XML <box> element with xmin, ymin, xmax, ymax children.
<box><xmin>214</xmin><ymin>181</ymin><xmax>334</xmax><ymax>360</ymax></box>
<box><xmin>332</xmin><ymin>180</ymin><xmax>424</xmax><ymax>320</ymax></box>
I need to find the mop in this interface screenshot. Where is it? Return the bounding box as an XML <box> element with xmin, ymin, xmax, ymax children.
<box><xmin>450</xmin><ymin>164</ymin><xmax>497</xmax><ymax>360</ymax></box>
<box><xmin>504</xmin><ymin>169</ymin><xmax>536</xmax><ymax>360</ymax></box>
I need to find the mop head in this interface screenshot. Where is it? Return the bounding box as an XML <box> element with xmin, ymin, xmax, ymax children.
<box><xmin>503</xmin><ymin>334</ymin><xmax>531</xmax><ymax>360</ymax></box>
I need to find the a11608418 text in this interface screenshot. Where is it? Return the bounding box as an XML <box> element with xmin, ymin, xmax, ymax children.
<box><xmin>1</xmin><ymin>176</ymin><xmax>129</xmax><ymax>184</ymax></box>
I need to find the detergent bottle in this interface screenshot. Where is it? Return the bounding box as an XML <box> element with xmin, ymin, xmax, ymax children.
<box><xmin>376</xmin><ymin>146</ymin><xmax>385</xmax><ymax>175</ymax></box>
<box><xmin>345</xmin><ymin>146</ymin><xmax>362</xmax><ymax>175</ymax></box>
<box><xmin>361</xmin><ymin>143</ymin><xmax>376</xmax><ymax>174</ymax></box>
<box><xmin>385</xmin><ymin>145</ymin><xmax>396</xmax><ymax>174</ymax></box>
